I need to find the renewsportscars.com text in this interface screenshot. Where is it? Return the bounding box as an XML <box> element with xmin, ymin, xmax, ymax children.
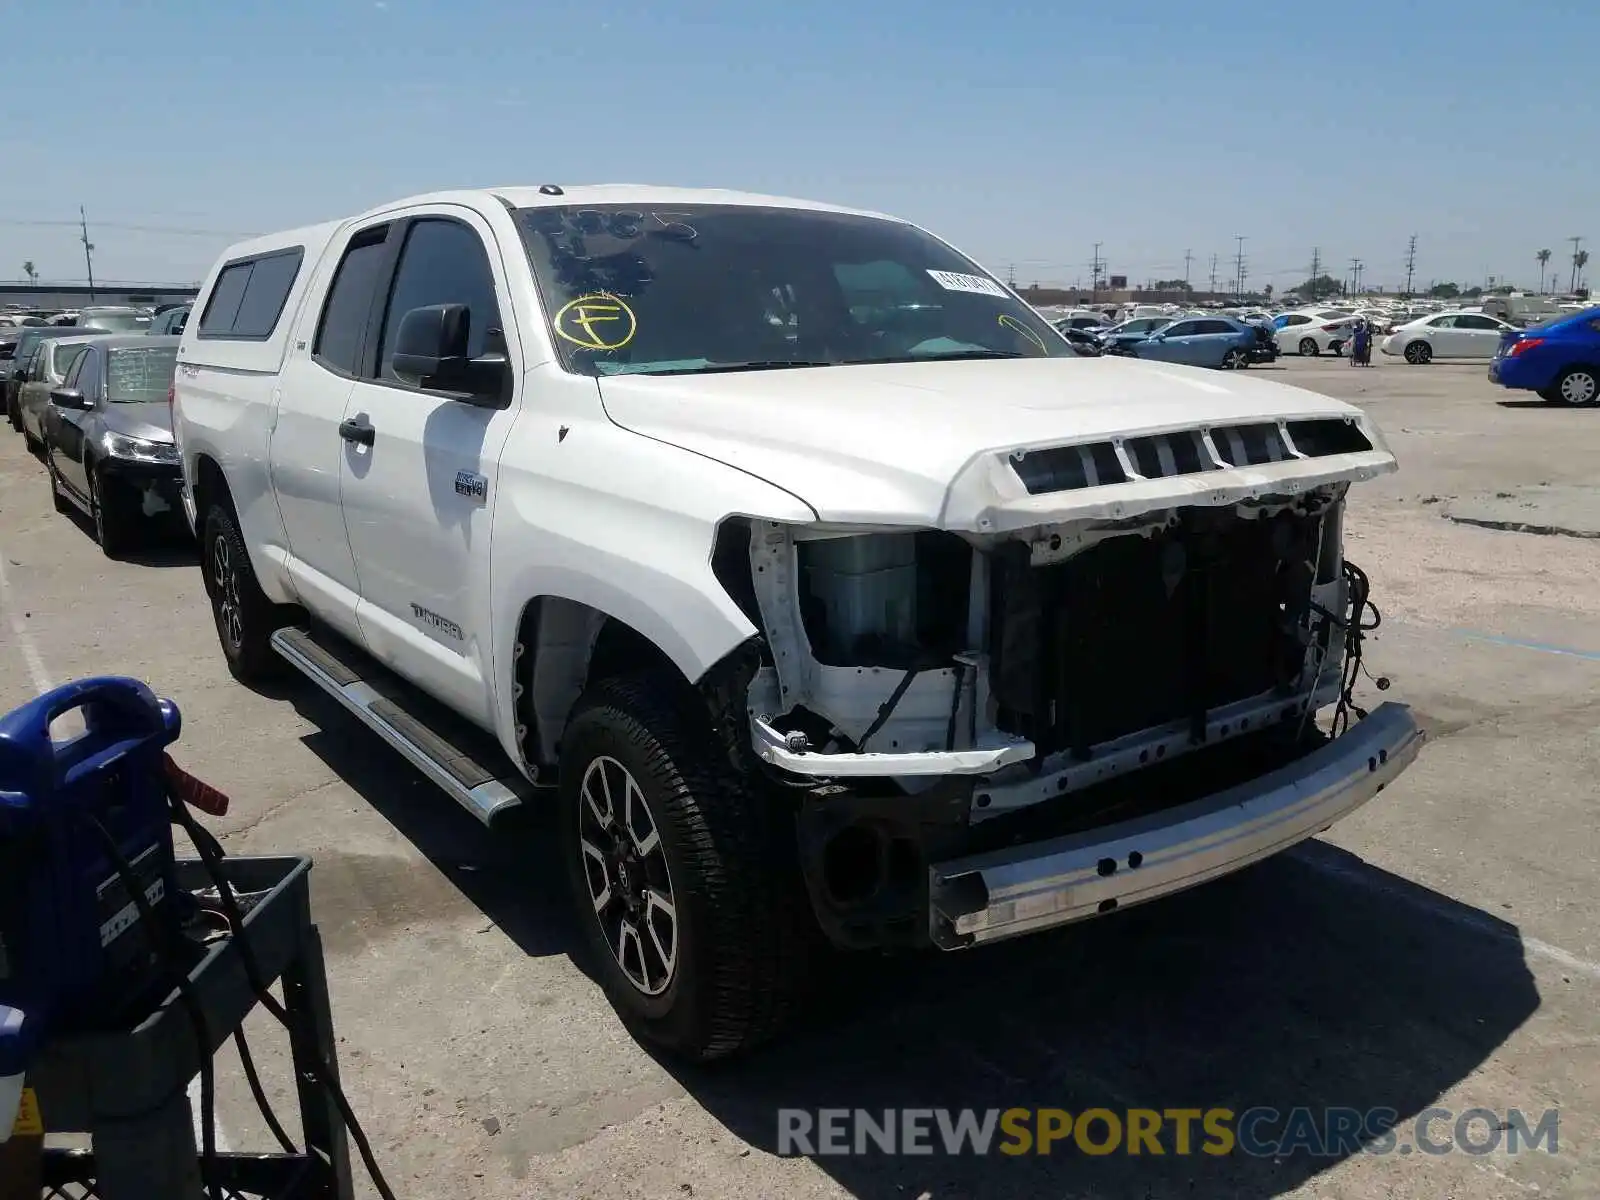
<box><xmin>777</xmin><ymin>1106</ymin><xmax>1559</xmax><ymax>1158</ymax></box>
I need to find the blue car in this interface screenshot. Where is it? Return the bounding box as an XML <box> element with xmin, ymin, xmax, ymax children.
<box><xmin>1131</xmin><ymin>315</ymin><xmax>1260</xmax><ymax>369</ymax></box>
<box><xmin>1488</xmin><ymin>306</ymin><xmax>1600</xmax><ymax>404</ymax></box>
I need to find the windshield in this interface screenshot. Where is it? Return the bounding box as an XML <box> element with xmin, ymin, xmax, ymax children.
<box><xmin>82</xmin><ymin>310</ymin><xmax>150</xmax><ymax>333</ymax></box>
<box><xmin>105</xmin><ymin>344</ymin><xmax>177</xmax><ymax>403</ymax></box>
<box><xmin>514</xmin><ymin>203</ymin><xmax>1073</xmax><ymax>376</ymax></box>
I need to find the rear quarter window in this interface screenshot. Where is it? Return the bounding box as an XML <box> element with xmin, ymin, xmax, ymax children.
<box><xmin>197</xmin><ymin>247</ymin><xmax>305</xmax><ymax>340</ymax></box>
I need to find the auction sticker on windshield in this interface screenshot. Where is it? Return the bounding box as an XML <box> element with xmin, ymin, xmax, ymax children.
<box><xmin>554</xmin><ymin>293</ymin><xmax>637</xmax><ymax>351</ymax></box>
<box><xmin>927</xmin><ymin>270</ymin><xmax>1008</xmax><ymax>298</ymax></box>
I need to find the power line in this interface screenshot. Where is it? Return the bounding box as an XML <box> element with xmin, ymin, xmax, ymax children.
<box><xmin>0</xmin><ymin>217</ymin><xmax>251</xmax><ymax>238</ymax></box>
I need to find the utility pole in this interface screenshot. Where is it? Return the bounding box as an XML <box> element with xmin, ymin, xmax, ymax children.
<box><xmin>1183</xmin><ymin>248</ymin><xmax>1193</xmax><ymax>286</ymax></box>
<box><xmin>79</xmin><ymin>205</ymin><xmax>96</xmax><ymax>302</ymax></box>
<box><xmin>1006</xmin><ymin>263</ymin><xmax>1016</xmax><ymax>288</ymax></box>
<box><xmin>1570</xmin><ymin>236</ymin><xmax>1584</xmax><ymax>294</ymax></box>
<box><xmin>1349</xmin><ymin>258</ymin><xmax>1363</xmax><ymax>297</ymax></box>
<box><xmin>1090</xmin><ymin>242</ymin><xmax>1104</xmax><ymax>302</ymax></box>
<box><xmin>1233</xmin><ymin>236</ymin><xmax>1247</xmax><ymax>301</ymax></box>
<box><xmin>1403</xmin><ymin>234</ymin><xmax>1417</xmax><ymax>297</ymax></box>
<box><xmin>1209</xmin><ymin>253</ymin><xmax>1218</xmax><ymax>296</ymax></box>
<box><xmin>1309</xmin><ymin>247</ymin><xmax>1322</xmax><ymax>297</ymax></box>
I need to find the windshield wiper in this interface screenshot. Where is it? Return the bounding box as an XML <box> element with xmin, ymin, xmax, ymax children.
<box><xmin>842</xmin><ymin>349</ymin><xmax>1030</xmax><ymax>365</ymax></box>
<box><xmin>636</xmin><ymin>360</ymin><xmax>833</xmax><ymax>377</ymax></box>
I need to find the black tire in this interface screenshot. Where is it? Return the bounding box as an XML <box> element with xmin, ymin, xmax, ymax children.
<box><xmin>1554</xmin><ymin>366</ymin><xmax>1599</xmax><ymax>406</ymax></box>
<box><xmin>560</xmin><ymin>673</ymin><xmax>811</xmax><ymax>1060</ymax></box>
<box><xmin>87</xmin><ymin>462</ymin><xmax>136</xmax><ymax>558</ymax></box>
<box><xmin>1220</xmin><ymin>348</ymin><xmax>1247</xmax><ymax>370</ymax></box>
<box><xmin>5</xmin><ymin>388</ymin><xmax>20</xmax><ymax>433</ymax></box>
<box><xmin>1298</xmin><ymin>337</ymin><xmax>1319</xmax><ymax>357</ymax></box>
<box><xmin>44</xmin><ymin>444</ymin><xmax>71</xmax><ymax>515</ymax></box>
<box><xmin>202</xmin><ymin>502</ymin><xmax>291</xmax><ymax>683</ymax></box>
<box><xmin>20</xmin><ymin>418</ymin><xmax>40</xmax><ymax>454</ymax></box>
<box><xmin>1404</xmin><ymin>340</ymin><xmax>1432</xmax><ymax>365</ymax></box>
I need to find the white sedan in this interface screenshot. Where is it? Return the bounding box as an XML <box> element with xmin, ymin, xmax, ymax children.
<box><xmin>1274</xmin><ymin>309</ymin><xmax>1359</xmax><ymax>356</ymax></box>
<box><xmin>1380</xmin><ymin>311</ymin><xmax>1515</xmax><ymax>364</ymax></box>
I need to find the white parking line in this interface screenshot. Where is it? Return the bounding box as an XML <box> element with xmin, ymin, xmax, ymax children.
<box><xmin>1292</xmin><ymin>843</ymin><xmax>1600</xmax><ymax>982</ymax></box>
<box><xmin>1</xmin><ymin>545</ymin><xmax>232</xmax><ymax>1151</ymax></box>
<box><xmin>0</xmin><ymin>554</ymin><xmax>54</xmax><ymax>694</ymax></box>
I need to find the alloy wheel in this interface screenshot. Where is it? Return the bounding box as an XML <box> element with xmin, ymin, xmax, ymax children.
<box><xmin>88</xmin><ymin>471</ymin><xmax>106</xmax><ymax>544</ymax></box>
<box><xmin>1560</xmin><ymin>370</ymin><xmax>1598</xmax><ymax>405</ymax></box>
<box><xmin>577</xmin><ymin>754</ymin><xmax>678</xmax><ymax>997</ymax></box>
<box><xmin>1222</xmin><ymin>348</ymin><xmax>1245</xmax><ymax>369</ymax></box>
<box><xmin>1298</xmin><ymin>338</ymin><xmax>1318</xmax><ymax>357</ymax></box>
<box><xmin>211</xmin><ymin>533</ymin><xmax>244</xmax><ymax>650</ymax></box>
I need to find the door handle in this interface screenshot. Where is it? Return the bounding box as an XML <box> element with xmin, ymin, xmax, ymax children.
<box><xmin>338</xmin><ymin>417</ymin><xmax>374</xmax><ymax>447</ymax></box>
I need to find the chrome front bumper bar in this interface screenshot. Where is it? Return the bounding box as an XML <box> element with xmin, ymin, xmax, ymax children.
<box><xmin>928</xmin><ymin>702</ymin><xmax>1423</xmax><ymax>948</ymax></box>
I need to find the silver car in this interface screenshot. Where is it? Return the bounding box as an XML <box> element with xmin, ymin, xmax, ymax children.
<box><xmin>16</xmin><ymin>333</ymin><xmax>108</xmax><ymax>449</ymax></box>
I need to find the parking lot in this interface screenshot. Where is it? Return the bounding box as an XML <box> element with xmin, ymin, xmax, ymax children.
<box><xmin>1</xmin><ymin>354</ymin><xmax>1596</xmax><ymax>1198</ymax></box>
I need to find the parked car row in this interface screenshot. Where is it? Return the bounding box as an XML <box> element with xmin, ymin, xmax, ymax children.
<box><xmin>3</xmin><ymin>324</ymin><xmax>185</xmax><ymax>555</ymax></box>
<box><xmin>1054</xmin><ymin>312</ymin><xmax>1279</xmax><ymax>369</ymax></box>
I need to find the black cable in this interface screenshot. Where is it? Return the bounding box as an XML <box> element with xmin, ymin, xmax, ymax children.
<box><xmin>167</xmin><ymin>792</ymin><xmax>400</xmax><ymax>1200</ymax></box>
<box><xmin>234</xmin><ymin>1028</ymin><xmax>297</xmax><ymax>1154</ymax></box>
<box><xmin>857</xmin><ymin>666</ymin><xmax>921</xmax><ymax>751</ymax></box>
<box><xmin>944</xmin><ymin>659</ymin><xmax>967</xmax><ymax>752</ymax></box>
<box><xmin>84</xmin><ymin>815</ymin><xmax>219</xmax><ymax>1200</ymax></box>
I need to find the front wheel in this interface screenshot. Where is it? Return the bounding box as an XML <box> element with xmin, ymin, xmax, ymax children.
<box><xmin>560</xmin><ymin>673</ymin><xmax>811</xmax><ymax>1060</ymax></box>
<box><xmin>1556</xmin><ymin>367</ymin><xmax>1599</xmax><ymax>405</ymax></box>
<box><xmin>202</xmin><ymin>503</ymin><xmax>292</xmax><ymax>683</ymax></box>
<box><xmin>1404</xmin><ymin>341</ymin><xmax>1433</xmax><ymax>365</ymax></box>
<box><xmin>87</xmin><ymin>463</ymin><xmax>136</xmax><ymax>558</ymax></box>
<box><xmin>1298</xmin><ymin>337</ymin><xmax>1319</xmax><ymax>357</ymax></box>
<box><xmin>1220</xmin><ymin>348</ymin><xmax>1247</xmax><ymax>370</ymax></box>
<box><xmin>44</xmin><ymin>444</ymin><xmax>71</xmax><ymax>514</ymax></box>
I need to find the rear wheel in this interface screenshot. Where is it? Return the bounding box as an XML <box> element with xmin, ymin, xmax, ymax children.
<box><xmin>560</xmin><ymin>673</ymin><xmax>811</xmax><ymax>1060</ymax></box>
<box><xmin>202</xmin><ymin>502</ymin><xmax>292</xmax><ymax>683</ymax></box>
<box><xmin>1404</xmin><ymin>341</ymin><xmax>1433</xmax><ymax>365</ymax></box>
<box><xmin>1220</xmin><ymin>348</ymin><xmax>1248</xmax><ymax>370</ymax></box>
<box><xmin>1298</xmin><ymin>337</ymin><xmax>1319</xmax><ymax>357</ymax></box>
<box><xmin>1556</xmin><ymin>367</ymin><xmax>1599</xmax><ymax>406</ymax></box>
<box><xmin>5</xmin><ymin>389</ymin><xmax>20</xmax><ymax>433</ymax></box>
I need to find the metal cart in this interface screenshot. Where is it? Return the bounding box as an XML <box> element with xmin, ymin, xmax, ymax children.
<box><xmin>31</xmin><ymin>855</ymin><xmax>352</xmax><ymax>1200</ymax></box>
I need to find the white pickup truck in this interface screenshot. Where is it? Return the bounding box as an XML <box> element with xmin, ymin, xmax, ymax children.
<box><xmin>173</xmin><ymin>185</ymin><xmax>1422</xmax><ymax>1060</ymax></box>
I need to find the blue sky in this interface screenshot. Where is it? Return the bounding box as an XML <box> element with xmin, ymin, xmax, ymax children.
<box><xmin>3</xmin><ymin>0</ymin><xmax>1594</xmax><ymax>292</ymax></box>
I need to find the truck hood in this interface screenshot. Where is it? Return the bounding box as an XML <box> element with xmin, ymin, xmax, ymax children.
<box><xmin>597</xmin><ymin>356</ymin><xmax>1397</xmax><ymax>532</ymax></box>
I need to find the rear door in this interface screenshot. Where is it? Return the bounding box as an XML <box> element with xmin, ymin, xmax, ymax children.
<box><xmin>268</xmin><ymin>226</ymin><xmax>391</xmax><ymax>643</ymax></box>
<box><xmin>1426</xmin><ymin>315</ymin><xmax>1468</xmax><ymax>355</ymax></box>
<box><xmin>338</xmin><ymin>207</ymin><xmax>524</xmax><ymax>727</ymax></box>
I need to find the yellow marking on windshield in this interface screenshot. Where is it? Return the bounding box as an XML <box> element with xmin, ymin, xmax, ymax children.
<box><xmin>555</xmin><ymin>293</ymin><xmax>637</xmax><ymax>351</ymax></box>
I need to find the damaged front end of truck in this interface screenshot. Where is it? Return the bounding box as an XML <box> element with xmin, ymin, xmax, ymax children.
<box><xmin>719</xmin><ymin>412</ymin><xmax>1425</xmax><ymax>953</ymax></box>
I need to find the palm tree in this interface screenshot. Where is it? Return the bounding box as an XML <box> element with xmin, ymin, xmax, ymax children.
<box><xmin>1536</xmin><ymin>249</ymin><xmax>1551</xmax><ymax>293</ymax></box>
<box><xmin>21</xmin><ymin>260</ymin><xmax>35</xmax><ymax>285</ymax></box>
<box><xmin>1577</xmin><ymin>250</ymin><xmax>1590</xmax><ymax>294</ymax></box>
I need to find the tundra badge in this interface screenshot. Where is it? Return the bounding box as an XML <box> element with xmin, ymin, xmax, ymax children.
<box><xmin>455</xmin><ymin>470</ymin><xmax>488</xmax><ymax>502</ymax></box>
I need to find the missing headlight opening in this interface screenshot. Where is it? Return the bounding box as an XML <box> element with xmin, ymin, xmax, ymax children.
<box><xmin>744</xmin><ymin>482</ymin><xmax>1357</xmax><ymax>806</ymax></box>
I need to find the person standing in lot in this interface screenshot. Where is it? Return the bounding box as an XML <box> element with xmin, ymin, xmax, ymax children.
<box><xmin>1351</xmin><ymin>319</ymin><xmax>1372</xmax><ymax>366</ymax></box>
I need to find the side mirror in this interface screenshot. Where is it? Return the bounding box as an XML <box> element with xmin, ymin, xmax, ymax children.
<box><xmin>391</xmin><ymin>304</ymin><xmax>506</xmax><ymax>404</ymax></box>
<box><xmin>49</xmin><ymin>387</ymin><xmax>90</xmax><ymax>410</ymax></box>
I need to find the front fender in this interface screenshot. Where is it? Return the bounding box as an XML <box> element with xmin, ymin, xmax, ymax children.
<box><xmin>488</xmin><ymin>413</ymin><xmax>816</xmax><ymax>766</ymax></box>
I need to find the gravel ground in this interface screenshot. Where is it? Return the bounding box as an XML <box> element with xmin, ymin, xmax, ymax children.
<box><xmin>0</xmin><ymin>351</ymin><xmax>1595</xmax><ymax>1199</ymax></box>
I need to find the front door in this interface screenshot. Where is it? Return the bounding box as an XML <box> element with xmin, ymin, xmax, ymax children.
<box><xmin>49</xmin><ymin>345</ymin><xmax>97</xmax><ymax>496</ymax></box>
<box><xmin>338</xmin><ymin>208</ymin><xmax>523</xmax><ymax>728</ymax></box>
<box><xmin>1143</xmin><ymin>319</ymin><xmax>1200</xmax><ymax>363</ymax></box>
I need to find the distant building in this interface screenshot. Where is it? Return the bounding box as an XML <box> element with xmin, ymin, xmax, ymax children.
<box><xmin>0</xmin><ymin>282</ymin><xmax>199</xmax><ymax>311</ymax></box>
